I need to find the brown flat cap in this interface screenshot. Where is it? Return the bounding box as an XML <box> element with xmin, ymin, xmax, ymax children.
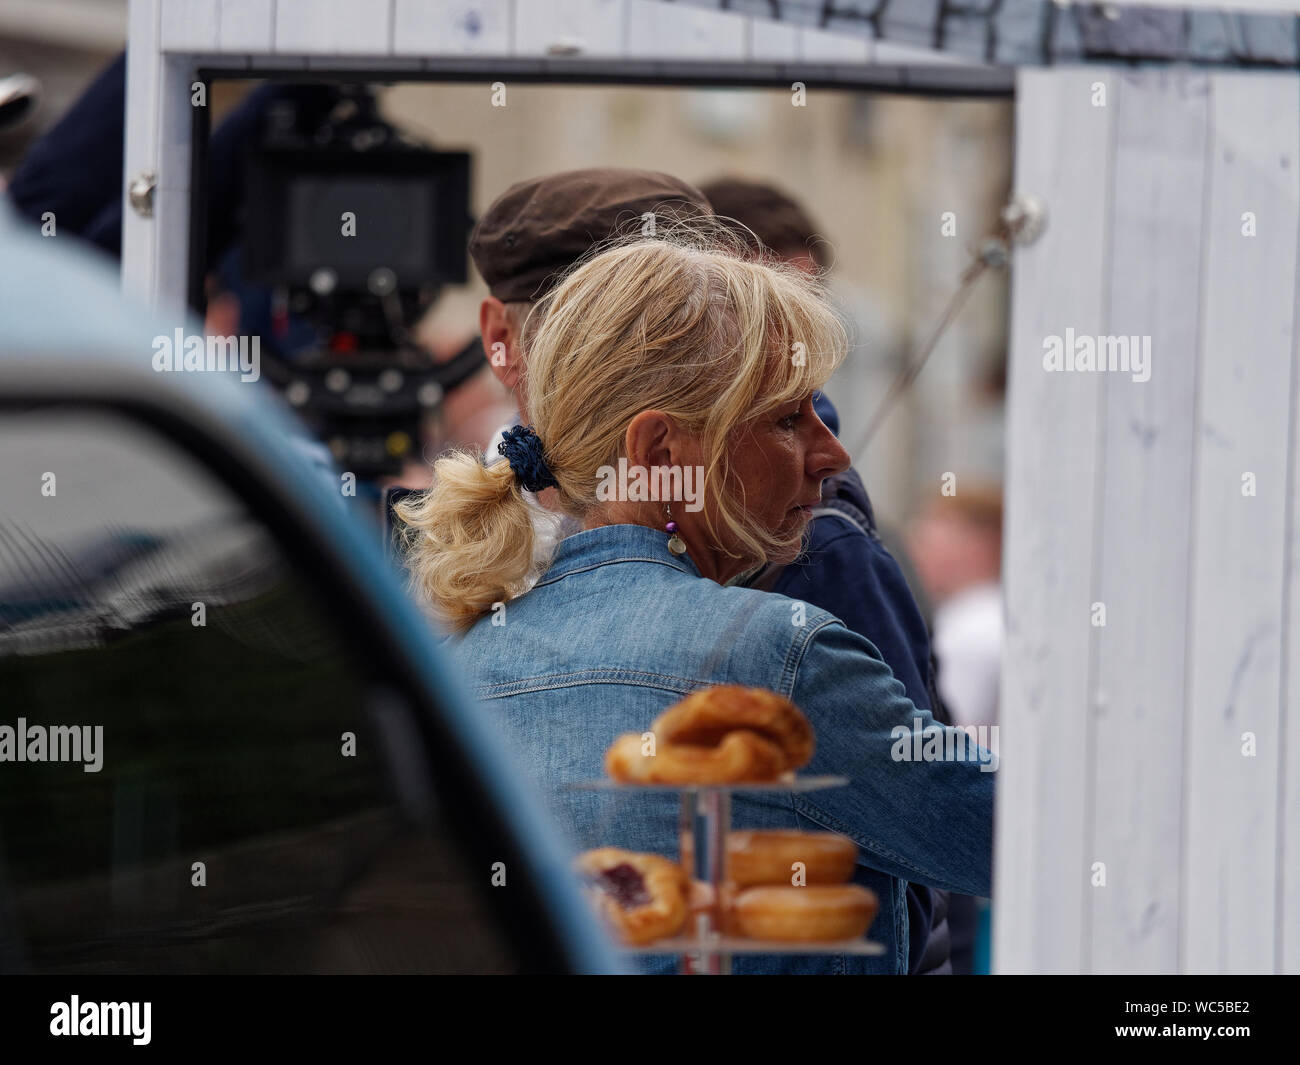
<box><xmin>699</xmin><ymin>176</ymin><xmax>829</xmax><ymax>269</ymax></box>
<box><xmin>469</xmin><ymin>167</ymin><xmax>712</xmax><ymax>303</ymax></box>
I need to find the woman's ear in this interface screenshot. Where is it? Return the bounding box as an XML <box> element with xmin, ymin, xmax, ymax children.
<box><xmin>480</xmin><ymin>297</ymin><xmax>522</xmax><ymax>391</ymax></box>
<box><xmin>624</xmin><ymin>409</ymin><xmax>676</xmax><ymax>469</ymax></box>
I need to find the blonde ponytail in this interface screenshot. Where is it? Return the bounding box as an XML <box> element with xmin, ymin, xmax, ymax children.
<box><xmin>395</xmin><ymin>450</ymin><xmax>540</xmax><ymax>632</ymax></box>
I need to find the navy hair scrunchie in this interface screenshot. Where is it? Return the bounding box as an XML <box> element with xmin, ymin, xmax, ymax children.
<box><xmin>497</xmin><ymin>424</ymin><xmax>559</xmax><ymax>494</ymax></box>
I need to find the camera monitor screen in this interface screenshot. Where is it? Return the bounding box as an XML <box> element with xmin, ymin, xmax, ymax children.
<box><xmin>244</xmin><ymin>147</ymin><xmax>471</xmax><ymax>289</ymax></box>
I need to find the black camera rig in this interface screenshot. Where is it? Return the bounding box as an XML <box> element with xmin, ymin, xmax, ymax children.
<box><xmin>243</xmin><ymin>86</ymin><xmax>474</xmax><ymax>478</ymax></box>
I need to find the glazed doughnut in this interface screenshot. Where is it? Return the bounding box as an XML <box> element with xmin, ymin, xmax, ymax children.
<box><xmin>726</xmin><ymin>830</ymin><xmax>858</xmax><ymax>888</ymax></box>
<box><xmin>574</xmin><ymin>848</ymin><xmax>689</xmax><ymax>946</ymax></box>
<box><xmin>605</xmin><ymin>728</ymin><xmax>787</xmax><ymax>785</ymax></box>
<box><xmin>650</xmin><ymin>685</ymin><xmax>815</xmax><ymax>772</ymax></box>
<box><xmin>732</xmin><ymin>885</ymin><xmax>879</xmax><ymax>942</ymax></box>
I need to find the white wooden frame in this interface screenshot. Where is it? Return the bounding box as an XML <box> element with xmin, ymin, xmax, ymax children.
<box><xmin>121</xmin><ymin>0</ymin><xmax>1006</xmax><ymax>314</ymax></box>
<box><xmin>123</xmin><ymin>0</ymin><xmax>1300</xmax><ymax>975</ymax></box>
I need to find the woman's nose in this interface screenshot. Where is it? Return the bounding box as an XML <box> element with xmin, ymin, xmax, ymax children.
<box><xmin>810</xmin><ymin>417</ymin><xmax>851</xmax><ymax>478</ymax></box>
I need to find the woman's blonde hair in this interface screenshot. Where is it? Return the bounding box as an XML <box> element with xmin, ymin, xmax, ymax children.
<box><xmin>397</xmin><ymin>222</ymin><xmax>847</xmax><ymax>632</ymax></box>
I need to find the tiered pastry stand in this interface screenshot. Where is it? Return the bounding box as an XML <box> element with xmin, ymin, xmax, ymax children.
<box><xmin>570</xmin><ymin>776</ymin><xmax>885</xmax><ymax>974</ymax></box>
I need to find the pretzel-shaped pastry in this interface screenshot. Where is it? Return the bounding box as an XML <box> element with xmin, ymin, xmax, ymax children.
<box><xmin>604</xmin><ymin>728</ymin><xmax>786</xmax><ymax>785</ymax></box>
<box><xmin>605</xmin><ymin>685</ymin><xmax>814</xmax><ymax>785</ymax></box>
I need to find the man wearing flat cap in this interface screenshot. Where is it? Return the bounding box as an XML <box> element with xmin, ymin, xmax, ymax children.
<box><xmin>471</xmin><ymin>166</ymin><xmax>711</xmax><ymax>422</ymax></box>
<box><xmin>469</xmin><ymin>168</ymin><xmax>712</xmax><ymax>560</ymax></box>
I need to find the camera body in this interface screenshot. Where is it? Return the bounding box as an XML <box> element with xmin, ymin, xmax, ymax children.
<box><xmin>243</xmin><ymin>87</ymin><xmax>473</xmax><ymax>478</ymax></box>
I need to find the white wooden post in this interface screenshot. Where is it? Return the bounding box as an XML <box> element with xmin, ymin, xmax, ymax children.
<box><xmin>123</xmin><ymin>0</ymin><xmax>195</xmax><ymax>314</ymax></box>
<box><xmin>1089</xmin><ymin>68</ymin><xmax>1206</xmax><ymax>974</ymax></box>
<box><xmin>999</xmin><ymin>65</ymin><xmax>1300</xmax><ymax>974</ymax></box>
<box><xmin>997</xmin><ymin>66</ymin><xmax>1113</xmax><ymax>974</ymax></box>
<box><xmin>121</xmin><ymin>0</ymin><xmax>162</xmax><ymax>307</ymax></box>
<box><xmin>121</xmin><ymin>0</ymin><xmax>998</xmax><ymax>319</ymax></box>
<box><xmin>1182</xmin><ymin>72</ymin><xmax>1297</xmax><ymax>974</ymax></box>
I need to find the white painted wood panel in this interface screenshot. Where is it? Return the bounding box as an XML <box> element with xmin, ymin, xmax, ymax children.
<box><xmin>874</xmin><ymin>41</ymin><xmax>976</xmax><ymax>67</ymax></box>
<box><xmin>217</xmin><ymin>0</ymin><xmax>275</xmax><ymax>52</ymax></box>
<box><xmin>392</xmin><ymin>0</ymin><xmax>512</xmax><ymax>56</ymax></box>
<box><xmin>799</xmin><ymin>26</ymin><xmax>871</xmax><ymax>63</ymax></box>
<box><xmin>749</xmin><ymin>17</ymin><xmax>798</xmax><ymax>61</ymax></box>
<box><xmin>624</xmin><ymin>0</ymin><xmax>745</xmax><ymax>60</ymax></box>
<box><xmin>274</xmin><ymin>0</ymin><xmax>393</xmax><ymax>55</ymax></box>
<box><xmin>122</xmin><ymin>0</ymin><xmax>163</xmax><ymax>305</ymax></box>
<box><xmin>1284</xmin><ymin>232</ymin><xmax>1300</xmax><ymax>975</ymax></box>
<box><xmin>1087</xmin><ymin>68</ymin><xmax>1208</xmax><ymax>974</ymax></box>
<box><xmin>160</xmin><ymin>0</ymin><xmax>220</xmax><ymax>52</ymax></box>
<box><xmin>150</xmin><ymin>57</ymin><xmax>196</xmax><ymax>317</ymax></box>
<box><xmin>995</xmin><ymin>67</ymin><xmax>1116</xmax><ymax>974</ymax></box>
<box><xmin>513</xmin><ymin>0</ymin><xmax>625</xmax><ymax>57</ymax></box>
<box><xmin>1182</xmin><ymin>71</ymin><xmax>1298</xmax><ymax>974</ymax></box>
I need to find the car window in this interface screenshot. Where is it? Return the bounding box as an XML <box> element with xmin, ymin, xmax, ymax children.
<box><xmin>0</xmin><ymin>405</ymin><xmax>515</xmax><ymax>973</ymax></box>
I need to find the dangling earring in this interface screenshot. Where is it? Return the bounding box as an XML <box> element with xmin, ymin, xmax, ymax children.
<box><xmin>665</xmin><ymin>504</ymin><xmax>687</xmax><ymax>555</ymax></box>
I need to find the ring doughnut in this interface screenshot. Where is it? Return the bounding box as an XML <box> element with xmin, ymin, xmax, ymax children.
<box><xmin>650</xmin><ymin>685</ymin><xmax>814</xmax><ymax>772</ymax></box>
<box><xmin>605</xmin><ymin>729</ymin><xmax>787</xmax><ymax>785</ymax></box>
<box><xmin>732</xmin><ymin>885</ymin><xmax>879</xmax><ymax>942</ymax></box>
<box><xmin>574</xmin><ymin>848</ymin><xmax>689</xmax><ymax>945</ymax></box>
<box><xmin>726</xmin><ymin>830</ymin><xmax>858</xmax><ymax>887</ymax></box>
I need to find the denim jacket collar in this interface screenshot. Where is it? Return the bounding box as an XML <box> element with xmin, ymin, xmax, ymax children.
<box><xmin>535</xmin><ymin>523</ymin><xmax>701</xmax><ymax>586</ymax></box>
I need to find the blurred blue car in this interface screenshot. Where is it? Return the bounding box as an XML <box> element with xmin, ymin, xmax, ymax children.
<box><xmin>0</xmin><ymin>204</ymin><xmax>620</xmax><ymax>975</ymax></box>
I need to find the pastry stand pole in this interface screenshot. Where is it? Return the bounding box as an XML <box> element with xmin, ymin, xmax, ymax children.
<box><xmin>679</xmin><ymin>787</ymin><xmax>731</xmax><ymax>975</ymax></box>
<box><xmin>567</xmin><ymin>777</ymin><xmax>881</xmax><ymax>965</ymax></box>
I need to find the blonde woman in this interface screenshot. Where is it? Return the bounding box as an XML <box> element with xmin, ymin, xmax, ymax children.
<box><xmin>398</xmin><ymin>231</ymin><xmax>994</xmax><ymax>975</ymax></box>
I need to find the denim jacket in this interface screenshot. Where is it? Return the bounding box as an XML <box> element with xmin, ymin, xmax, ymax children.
<box><xmin>452</xmin><ymin>523</ymin><xmax>994</xmax><ymax>974</ymax></box>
